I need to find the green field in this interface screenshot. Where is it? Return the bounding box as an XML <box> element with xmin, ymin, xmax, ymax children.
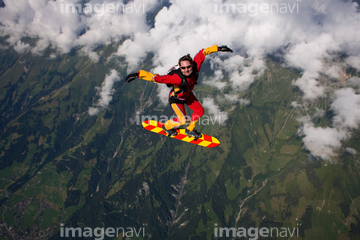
<box><xmin>0</xmin><ymin>46</ymin><xmax>359</xmax><ymax>240</ymax></box>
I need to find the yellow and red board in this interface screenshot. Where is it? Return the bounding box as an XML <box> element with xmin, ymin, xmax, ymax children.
<box><xmin>142</xmin><ymin>120</ymin><xmax>220</xmax><ymax>148</ymax></box>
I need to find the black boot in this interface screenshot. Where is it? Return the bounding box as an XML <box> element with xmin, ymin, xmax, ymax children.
<box><xmin>185</xmin><ymin>129</ymin><xmax>202</xmax><ymax>140</ymax></box>
<box><xmin>162</xmin><ymin>125</ymin><xmax>178</xmax><ymax>136</ymax></box>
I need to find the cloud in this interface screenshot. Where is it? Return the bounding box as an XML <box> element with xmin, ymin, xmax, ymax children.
<box><xmin>297</xmin><ymin>88</ymin><xmax>360</xmax><ymax>160</ymax></box>
<box><xmin>347</xmin><ymin>77</ymin><xmax>360</xmax><ymax>89</ymax></box>
<box><xmin>346</xmin><ymin>56</ymin><xmax>360</xmax><ymax>70</ymax></box>
<box><xmin>0</xmin><ymin>0</ymin><xmax>159</xmax><ymax>58</ymax></box>
<box><xmin>202</xmin><ymin>97</ymin><xmax>228</xmax><ymax>125</ymax></box>
<box><xmin>345</xmin><ymin>147</ymin><xmax>358</xmax><ymax>155</ymax></box>
<box><xmin>1</xmin><ymin>0</ymin><xmax>359</xmax><ymax>79</ymax></box>
<box><xmin>292</xmin><ymin>72</ymin><xmax>326</xmax><ymax>100</ymax></box>
<box><xmin>13</xmin><ymin>40</ymin><xmax>30</xmax><ymax>53</ymax></box>
<box><xmin>0</xmin><ymin>0</ymin><xmax>86</xmax><ymax>54</ymax></box>
<box><xmin>331</xmin><ymin>88</ymin><xmax>360</xmax><ymax>129</ymax></box>
<box><xmin>207</xmin><ymin>55</ymin><xmax>264</xmax><ymax>92</ymax></box>
<box><xmin>1</xmin><ymin>0</ymin><xmax>360</xmax><ymax>159</ymax></box>
<box><xmin>297</xmin><ymin>116</ymin><xmax>349</xmax><ymax>161</ymax></box>
<box><xmin>203</xmin><ymin>69</ymin><xmax>227</xmax><ymax>90</ymax></box>
<box><xmin>2</xmin><ymin>0</ymin><xmax>359</xmax><ymax>94</ymax></box>
<box><xmin>88</xmin><ymin>69</ymin><xmax>120</xmax><ymax>115</ymax></box>
<box><xmin>113</xmin><ymin>0</ymin><xmax>360</xmax><ymax>103</ymax></box>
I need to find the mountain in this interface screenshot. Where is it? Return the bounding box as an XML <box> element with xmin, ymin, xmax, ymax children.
<box><xmin>0</xmin><ymin>45</ymin><xmax>360</xmax><ymax>240</ymax></box>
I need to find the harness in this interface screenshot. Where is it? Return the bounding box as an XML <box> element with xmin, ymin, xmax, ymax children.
<box><xmin>167</xmin><ymin>67</ymin><xmax>198</xmax><ymax>104</ymax></box>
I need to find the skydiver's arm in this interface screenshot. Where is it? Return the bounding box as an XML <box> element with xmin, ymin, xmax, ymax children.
<box><xmin>137</xmin><ymin>70</ymin><xmax>182</xmax><ymax>86</ymax></box>
<box><xmin>125</xmin><ymin>70</ymin><xmax>158</xmax><ymax>83</ymax></box>
<box><xmin>203</xmin><ymin>45</ymin><xmax>219</xmax><ymax>56</ymax></box>
<box><xmin>193</xmin><ymin>45</ymin><xmax>233</xmax><ymax>72</ymax></box>
<box><xmin>153</xmin><ymin>73</ymin><xmax>182</xmax><ymax>86</ymax></box>
<box><xmin>138</xmin><ymin>70</ymin><xmax>158</xmax><ymax>83</ymax></box>
<box><xmin>204</xmin><ymin>45</ymin><xmax>233</xmax><ymax>55</ymax></box>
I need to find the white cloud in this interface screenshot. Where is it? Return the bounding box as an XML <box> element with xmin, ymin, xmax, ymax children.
<box><xmin>112</xmin><ymin>0</ymin><xmax>360</xmax><ymax>104</ymax></box>
<box><xmin>331</xmin><ymin>88</ymin><xmax>360</xmax><ymax>129</ymax></box>
<box><xmin>13</xmin><ymin>40</ymin><xmax>30</xmax><ymax>53</ymax></box>
<box><xmin>346</xmin><ymin>57</ymin><xmax>360</xmax><ymax>71</ymax></box>
<box><xmin>202</xmin><ymin>97</ymin><xmax>227</xmax><ymax>125</ymax></box>
<box><xmin>323</xmin><ymin>63</ymin><xmax>344</xmax><ymax>80</ymax></box>
<box><xmin>291</xmin><ymin>101</ymin><xmax>302</xmax><ymax>109</ymax></box>
<box><xmin>297</xmin><ymin>88</ymin><xmax>360</xmax><ymax>160</ymax></box>
<box><xmin>347</xmin><ymin>77</ymin><xmax>360</xmax><ymax>89</ymax></box>
<box><xmin>88</xmin><ymin>69</ymin><xmax>120</xmax><ymax>115</ymax></box>
<box><xmin>117</xmin><ymin>36</ymin><xmax>149</xmax><ymax>72</ymax></box>
<box><xmin>224</xmin><ymin>94</ymin><xmax>250</xmax><ymax>106</ymax></box>
<box><xmin>292</xmin><ymin>72</ymin><xmax>326</xmax><ymax>100</ymax></box>
<box><xmin>1</xmin><ymin>0</ymin><xmax>360</xmax><ymax>159</ymax></box>
<box><xmin>345</xmin><ymin>147</ymin><xmax>358</xmax><ymax>155</ymax></box>
<box><xmin>157</xmin><ymin>83</ymin><xmax>170</xmax><ymax>106</ymax></box>
<box><xmin>88</xmin><ymin>106</ymin><xmax>100</xmax><ymax>116</ymax></box>
<box><xmin>286</xmin><ymin>35</ymin><xmax>332</xmax><ymax>74</ymax></box>
<box><xmin>203</xmin><ymin>70</ymin><xmax>227</xmax><ymax>90</ymax></box>
<box><xmin>0</xmin><ymin>0</ymin><xmax>158</xmax><ymax>57</ymax></box>
<box><xmin>314</xmin><ymin>108</ymin><xmax>325</xmax><ymax>118</ymax></box>
<box><xmin>2</xmin><ymin>0</ymin><xmax>359</xmax><ymax>94</ymax></box>
<box><xmin>297</xmin><ymin>116</ymin><xmax>349</xmax><ymax>161</ymax></box>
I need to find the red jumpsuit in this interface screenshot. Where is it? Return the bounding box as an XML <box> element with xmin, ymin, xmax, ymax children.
<box><xmin>153</xmin><ymin>49</ymin><xmax>207</xmax><ymax>131</ymax></box>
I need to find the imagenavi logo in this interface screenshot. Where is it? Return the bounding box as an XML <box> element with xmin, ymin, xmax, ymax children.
<box><xmin>60</xmin><ymin>223</ymin><xmax>147</xmax><ymax>239</ymax></box>
<box><xmin>214</xmin><ymin>223</ymin><xmax>300</xmax><ymax>239</ymax></box>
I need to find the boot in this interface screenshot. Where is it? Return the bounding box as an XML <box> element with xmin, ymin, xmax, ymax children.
<box><xmin>185</xmin><ymin>129</ymin><xmax>202</xmax><ymax>139</ymax></box>
<box><xmin>162</xmin><ymin>125</ymin><xmax>178</xmax><ymax>136</ymax></box>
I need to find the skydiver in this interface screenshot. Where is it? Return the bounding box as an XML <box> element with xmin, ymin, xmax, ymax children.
<box><xmin>126</xmin><ymin>45</ymin><xmax>233</xmax><ymax>139</ymax></box>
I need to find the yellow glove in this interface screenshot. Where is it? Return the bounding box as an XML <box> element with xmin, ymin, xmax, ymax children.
<box><xmin>138</xmin><ymin>70</ymin><xmax>158</xmax><ymax>83</ymax></box>
<box><xmin>203</xmin><ymin>45</ymin><xmax>218</xmax><ymax>56</ymax></box>
<box><xmin>204</xmin><ymin>45</ymin><xmax>233</xmax><ymax>55</ymax></box>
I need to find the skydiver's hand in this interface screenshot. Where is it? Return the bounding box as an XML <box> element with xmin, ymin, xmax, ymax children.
<box><xmin>125</xmin><ymin>73</ymin><xmax>138</xmax><ymax>83</ymax></box>
<box><xmin>218</xmin><ymin>45</ymin><xmax>233</xmax><ymax>53</ymax></box>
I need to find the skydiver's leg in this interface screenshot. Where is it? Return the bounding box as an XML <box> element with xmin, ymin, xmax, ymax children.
<box><xmin>186</xmin><ymin>93</ymin><xmax>204</xmax><ymax>131</ymax></box>
<box><xmin>164</xmin><ymin>103</ymin><xmax>187</xmax><ymax>130</ymax></box>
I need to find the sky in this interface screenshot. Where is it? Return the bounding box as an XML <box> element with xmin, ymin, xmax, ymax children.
<box><xmin>0</xmin><ymin>0</ymin><xmax>360</xmax><ymax>160</ymax></box>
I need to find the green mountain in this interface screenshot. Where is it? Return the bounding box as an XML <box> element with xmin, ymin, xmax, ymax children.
<box><xmin>0</xmin><ymin>46</ymin><xmax>360</xmax><ymax>240</ymax></box>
